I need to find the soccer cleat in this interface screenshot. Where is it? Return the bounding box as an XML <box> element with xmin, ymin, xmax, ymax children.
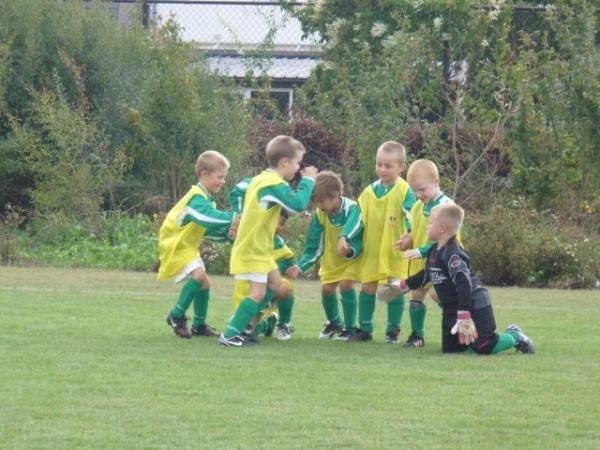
<box><xmin>276</xmin><ymin>323</ymin><xmax>295</xmax><ymax>341</ymax></box>
<box><xmin>242</xmin><ymin>329</ymin><xmax>259</xmax><ymax>344</ymax></box>
<box><xmin>166</xmin><ymin>313</ymin><xmax>191</xmax><ymax>339</ymax></box>
<box><xmin>333</xmin><ymin>328</ymin><xmax>356</xmax><ymax>342</ymax></box>
<box><xmin>263</xmin><ymin>312</ymin><xmax>278</xmax><ymax>337</ymax></box>
<box><xmin>347</xmin><ymin>329</ymin><xmax>373</xmax><ymax>342</ymax></box>
<box><xmin>377</xmin><ymin>283</ymin><xmax>409</xmax><ymax>303</ymax></box>
<box><xmin>218</xmin><ymin>333</ymin><xmax>246</xmax><ymax>347</ymax></box>
<box><xmin>506</xmin><ymin>324</ymin><xmax>536</xmax><ymax>354</ymax></box>
<box><xmin>403</xmin><ymin>332</ymin><xmax>425</xmax><ymax>348</ymax></box>
<box><xmin>385</xmin><ymin>329</ymin><xmax>401</xmax><ymax>344</ymax></box>
<box><xmin>319</xmin><ymin>321</ymin><xmax>343</xmax><ymax>339</ymax></box>
<box><xmin>190</xmin><ymin>323</ymin><xmax>220</xmax><ymax>337</ymax></box>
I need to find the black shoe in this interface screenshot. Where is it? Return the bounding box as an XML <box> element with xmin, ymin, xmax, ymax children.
<box><xmin>166</xmin><ymin>313</ymin><xmax>191</xmax><ymax>339</ymax></box>
<box><xmin>190</xmin><ymin>323</ymin><xmax>220</xmax><ymax>337</ymax></box>
<box><xmin>506</xmin><ymin>324</ymin><xmax>535</xmax><ymax>354</ymax></box>
<box><xmin>319</xmin><ymin>321</ymin><xmax>343</xmax><ymax>339</ymax></box>
<box><xmin>242</xmin><ymin>330</ymin><xmax>259</xmax><ymax>343</ymax></box>
<box><xmin>403</xmin><ymin>332</ymin><xmax>425</xmax><ymax>348</ymax></box>
<box><xmin>347</xmin><ymin>329</ymin><xmax>373</xmax><ymax>342</ymax></box>
<box><xmin>333</xmin><ymin>328</ymin><xmax>357</xmax><ymax>341</ymax></box>
<box><xmin>385</xmin><ymin>329</ymin><xmax>401</xmax><ymax>344</ymax></box>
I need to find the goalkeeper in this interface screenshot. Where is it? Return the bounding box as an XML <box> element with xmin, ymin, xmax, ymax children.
<box><xmin>390</xmin><ymin>202</ymin><xmax>535</xmax><ymax>354</ymax></box>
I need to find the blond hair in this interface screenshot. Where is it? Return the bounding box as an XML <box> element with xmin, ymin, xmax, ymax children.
<box><xmin>195</xmin><ymin>150</ymin><xmax>230</xmax><ymax>177</ymax></box>
<box><xmin>376</xmin><ymin>141</ymin><xmax>407</xmax><ymax>164</ymax></box>
<box><xmin>312</xmin><ymin>170</ymin><xmax>343</xmax><ymax>202</ymax></box>
<box><xmin>265</xmin><ymin>135</ymin><xmax>306</xmax><ymax>168</ymax></box>
<box><xmin>433</xmin><ymin>203</ymin><xmax>464</xmax><ymax>234</ymax></box>
<box><xmin>407</xmin><ymin>159</ymin><xmax>440</xmax><ymax>185</ymax></box>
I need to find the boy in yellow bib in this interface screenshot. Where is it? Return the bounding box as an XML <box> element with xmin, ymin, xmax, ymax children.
<box><xmin>219</xmin><ymin>135</ymin><xmax>318</xmax><ymax>347</ymax></box>
<box><xmin>158</xmin><ymin>150</ymin><xmax>237</xmax><ymax>339</ymax></box>
<box><xmin>348</xmin><ymin>141</ymin><xmax>416</xmax><ymax>343</ymax></box>
<box><xmin>286</xmin><ymin>171</ymin><xmax>363</xmax><ymax>341</ymax></box>
<box><xmin>386</xmin><ymin>159</ymin><xmax>456</xmax><ymax>347</ymax></box>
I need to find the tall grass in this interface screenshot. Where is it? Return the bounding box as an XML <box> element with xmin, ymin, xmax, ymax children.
<box><xmin>1</xmin><ymin>266</ymin><xmax>598</xmax><ymax>449</ymax></box>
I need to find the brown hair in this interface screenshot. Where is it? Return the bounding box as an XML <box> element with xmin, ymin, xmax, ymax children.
<box><xmin>265</xmin><ymin>135</ymin><xmax>306</xmax><ymax>168</ymax></box>
<box><xmin>195</xmin><ymin>150</ymin><xmax>230</xmax><ymax>177</ymax></box>
<box><xmin>312</xmin><ymin>170</ymin><xmax>343</xmax><ymax>202</ymax></box>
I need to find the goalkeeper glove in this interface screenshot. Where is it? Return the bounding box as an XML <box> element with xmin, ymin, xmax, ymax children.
<box><xmin>451</xmin><ymin>310</ymin><xmax>478</xmax><ymax>345</ymax></box>
<box><xmin>377</xmin><ymin>280</ymin><xmax>410</xmax><ymax>303</ymax></box>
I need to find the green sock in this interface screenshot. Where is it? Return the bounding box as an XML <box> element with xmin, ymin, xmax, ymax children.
<box><xmin>386</xmin><ymin>295</ymin><xmax>406</xmax><ymax>332</ymax></box>
<box><xmin>340</xmin><ymin>288</ymin><xmax>357</xmax><ymax>329</ymax></box>
<box><xmin>254</xmin><ymin>318</ymin><xmax>266</xmax><ymax>335</ymax></box>
<box><xmin>225</xmin><ymin>297</ymin><xmax>259</xmax><ymax>338</ymax></box>
<box><xmin>409</xmin><ymin>300</ymin><xmax>427</xmax><ymax>337</ymax></box>
<box><xmin>171</xmin><ymin>278</ymin><xmax>203</xmax><ymax>318</ymax></box>
<box><xmin>492</xmin><ymin>332</ymin><xmax>517</xmax><ymax>354</ymax></box>
<box><xmin>257</xmin><ymin>286</ymin><xmax>275</xmax><ymax>311</ymax></box>
<box><xmin>191</xmin><ymin>286</ymin><xmax>210</xmax><ymax>328</ymax></box>
<box><xmin>277</xmin><ymin>296</ymin><xmax>295</xmax><ymax>324</ymax></box>
<box><xmin>321</xmin><ymin>293</ymin><xmax>341</xmax><ymax>324</ymax></box>
<box><xmin>358</xmin><ymin>291</ymin><xmax>376</xmax><ymax>333</ymax></box>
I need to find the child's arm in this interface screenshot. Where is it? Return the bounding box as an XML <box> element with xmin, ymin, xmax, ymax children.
<box><xmin>258</xmin><ymin>173</ymin><xmax>315</xmax><ymax>213</ymax></box>
<box><xmin>404</xmin><ymin>240</ymin><xmax>436</xmax><ymax>259</ymax></box>
<box><xmin>229</xmin><ymin>177</ymin><xmax>251</xmax><ymax>213</ymax></box>
<box><xmin>293</xmin><ymin>214</ymin><xmax>325</xmax><ymax>274</ymax></box>
<box><xmin>338</xmin><ymin>200</ymin><xmax>363</xmax><ymax>258</ymax></box>
<box><xmin>181</xmin><ymin>194</ymin><xmax>236</xmax><ymax>241</ymax></box>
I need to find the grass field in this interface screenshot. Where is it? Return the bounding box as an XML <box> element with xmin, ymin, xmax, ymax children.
<box><xmin>1</xmin><ymin>266</ymin><xmax>599</xmax><ymax>449</ymax></box>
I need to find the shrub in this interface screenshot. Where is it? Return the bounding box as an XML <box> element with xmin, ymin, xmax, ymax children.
<box><xmin>464</xmin><ymin>202</ymin><xmax>600</xmax><ymax>288</ymax></box>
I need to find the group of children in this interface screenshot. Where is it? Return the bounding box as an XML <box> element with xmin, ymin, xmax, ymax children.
<box><xmin>157</xmin><ymin>135</ymin><xmax>535</xmax><ymax>355</ymax></box>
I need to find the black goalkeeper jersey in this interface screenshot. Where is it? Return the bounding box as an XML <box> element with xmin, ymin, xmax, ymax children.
<box><xmin>406</xmin><ymin>235</ymin><xmax>487</xmax><ymax>311</ymax></box>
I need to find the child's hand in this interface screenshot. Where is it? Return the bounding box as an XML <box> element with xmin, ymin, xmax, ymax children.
<box><xmin>394</xmin><ymin>232</ymin><xmax>413</xmax><ymax>251</ymax></box>
<box><xmin>403</xmin><ymin>249</ymin><xmax>421</xmax><ymax>260</ymax></box>
<box><xmin>451</xmin><ymin>310</ymin><xmax>479</xmax><ymax>345</ymax></box>
<box><xmin>300</xmin><ymin>165</ymin><xmax>318</xmax><ymax>179</ymax></box>
<box><xmin>337</xmin><ymin>237</ymin><xmax>350</xmax><ymax>257</ymax></box>
<box><xmin>285</xmin><ymin>265</ymin><xmax>301</xmax><ymax>279</ymax></box>
<box><xmin>228</xmin><ymin>214</ymin><xmax>241</xmax><ymax>239</ymax></box>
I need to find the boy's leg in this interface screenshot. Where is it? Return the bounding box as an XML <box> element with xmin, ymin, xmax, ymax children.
<box><xmin>321</xmin><ymin>292</ymin><xmax>342</xmax><ymax>325</ymax></box>
<box><xmin>170</xmin><ymin>277</ymin><xmax>202</xmax><ymax>318</ymax></box>
<box><xmin>319</xmin><ymin>283</ymin><xmax>343</xmax><ymax>339</ymax></box>
<box><xmin>166</xmin><ymin>277</ymin><xmax>204</xmax><ymax>338</ymax></box>
<box><xmin>190</xmin><ymin>286</ymin><xmax>219</xmax><ymax>336</ymax></box>
<box><xmin>348</xmin><ymin>283</ymin><xmax>376</xmax><ymax>341</ymax></box>
<box><xmin>277</xmin><ymin>295</ymin><xmax>295</xmax><ymax>325</ymax></box>
<box><xmin>340</xmin><ymin>287</ymin><xmax>357</xmax><ymax>330</ymax></box>
<box><xmin>405</xmin><ymin>287</ymin><xmax>428</xmax><ymax>347</ymax></box>
<box><xmin>385</xmin><ymin>295</ymin><xmax>405</xmax><ymax>344</ymax></box>
<box><xmin>223</xmin><ymin>297</ymin><xmax>259</xmax><ymax>339</ymax></box>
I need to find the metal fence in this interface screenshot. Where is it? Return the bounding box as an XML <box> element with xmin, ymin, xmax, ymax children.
<box><xmin>110</xmin><ymin>1</ymin><xmax>320</xmax><ymax>55</ymax></box>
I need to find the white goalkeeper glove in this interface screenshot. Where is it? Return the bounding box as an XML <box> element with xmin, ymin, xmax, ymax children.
<box><xmin>377</xmin><ymin>280</ymin><xmax>410</xmax><ymax>303</ymax></box>
<box><xmin>451</xmin><ymin>310</ymin><xmax>479</xmax><ymax>345</ymax></box>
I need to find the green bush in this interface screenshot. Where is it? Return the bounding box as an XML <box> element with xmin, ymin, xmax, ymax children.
<box><xmin>16</xmin><ymin>212</ymin><xmax>158</xmax><ymax>271</ymax></box>
<box><xmin>464</xmin><ymin>203</ymin><xmax>600</xmax><ymax>288</ymax></box>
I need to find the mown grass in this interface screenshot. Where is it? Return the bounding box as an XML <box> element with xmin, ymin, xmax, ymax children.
<box><xmin>1</xmin><ymin>266</ymin><xmax>599</xmax><ymax>449</ymax></box>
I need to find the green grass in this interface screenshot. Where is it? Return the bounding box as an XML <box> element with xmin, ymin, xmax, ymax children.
<box><xmin>1</xmin><ymin>266</ymin><xmax>599</xmax><ymax>449</ymax></box>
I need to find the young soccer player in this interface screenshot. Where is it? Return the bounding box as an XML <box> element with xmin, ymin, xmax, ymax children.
<box><xmin>348</xmin><ymin>141</ymin><xmax>416</xmax><ymax>343</ymax></box>
<box><xmin>392</xmin><ymin>203</ymin><xmax>535</xmax><ymax>354</ymax></box>
<box><xmin>286</xmin><ymin>170</ymin><xmax>363</xmax><ymax>341</ymax></box>
<box><xmin>219</xmin><ymin>135</ymin><xmax>318</xmax><ymax>347</ymax></box>
<box><xmin>229</xmin><ymin>208</ymin><xmax>297</xmax><ymax>341</ymax></box>
<box><xmin>158</xmin><ymin>150</ymin><xmax>237</xmax><ymax>339</ymax></box>
<box><xmin>384</xmin><ymin>159</ymin><xmax>456</xmax><ymax>348</ymax></box>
